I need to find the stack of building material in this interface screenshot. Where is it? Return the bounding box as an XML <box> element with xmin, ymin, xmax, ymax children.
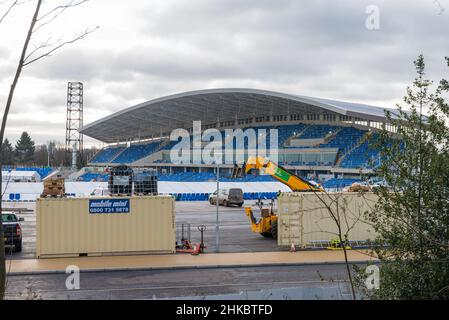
<box><xmin>41</xmin><ymin>177</ymin><xmax>65</xmax><ymax>198</ymax></box>
<box><xmin>347</xmin><ymin>182</ymin><xmax>371</xmax><ymax>192</ymax></box>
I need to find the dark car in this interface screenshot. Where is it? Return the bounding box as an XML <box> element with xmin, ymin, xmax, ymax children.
<box><xmin>2</xmin><ymin>213</ymin><xmax>23</xmax><ymax>252</ymax></box>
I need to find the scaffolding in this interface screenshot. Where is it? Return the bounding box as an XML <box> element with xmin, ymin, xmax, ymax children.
<box><xmin>65</xmin><ymin>82</ymin><xmax>84</xmax><ymax>169</ymax></box>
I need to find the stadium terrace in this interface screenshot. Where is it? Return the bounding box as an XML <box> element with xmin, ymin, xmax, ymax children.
<box><xmin>169</xmin><ymin>121</ymin><xmax>279</xmax><ymax>165</ymax></box>
<box><xmin>79</xmin><ymin>88</ymin><xmax>402</xmax><ymax>183</ymax></box>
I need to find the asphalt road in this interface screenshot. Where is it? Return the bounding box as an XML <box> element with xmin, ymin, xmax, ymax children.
<box><xmin>176</xmin><ymin>200</ymin><xmax>280</xmax><ymax>253</ymax></box>
<box><xmin>3</xmin><ymin>203</ymin><xmax>36</xmax><ymax>260</ymax></box>
<box><xmin>4</xmin><ymin>263</ymin><xmax>366</xmax><ymax>300</ymax></box>
<box><xmin>5</xmin><ymin>200</ymin><xmax>281</xmax><ymax>260</ymax></box>
<box><xmin>3</xmin><ymin>201</ymin><xmax>369</xmax><ymax>300</ymax></box>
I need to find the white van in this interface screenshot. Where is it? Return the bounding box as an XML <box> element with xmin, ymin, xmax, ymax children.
<box><xmin>209</xmin><ymin>188</ymin><xmax>244</xmax><ymax>207</ymax></box>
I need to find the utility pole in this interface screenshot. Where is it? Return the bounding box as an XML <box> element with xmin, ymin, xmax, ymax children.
<box><xmin>216</xmin><ymin>159</ymin><xmax>220</xmax><ymax>253</ymax></box>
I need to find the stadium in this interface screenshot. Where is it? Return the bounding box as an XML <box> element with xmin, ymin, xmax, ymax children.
<box><xmin>3</xmin><ymin>0</ymin><xmax>448</xmax><ymax>302</ymax></box>
<box><xmin>78</xmin><ymin>88</ymin><xmax>399</xmax><ymax>191</ymax></box>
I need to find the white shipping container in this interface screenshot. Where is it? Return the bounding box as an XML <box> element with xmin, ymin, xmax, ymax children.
<box><xmin>277</xmin><ymin>192</ymin><xmax>378</xmax><ymax>247</ymax></box>
<box><xmin>36</xmin><ymin>196</ymin><xmax>175</xmax><ymax>258</ymax></box>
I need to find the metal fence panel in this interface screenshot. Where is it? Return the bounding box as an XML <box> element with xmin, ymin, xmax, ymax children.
<box><xmin>278</xmin><ymin>192</ymin><xmax>378</xmax><ymax>247</ymax></box>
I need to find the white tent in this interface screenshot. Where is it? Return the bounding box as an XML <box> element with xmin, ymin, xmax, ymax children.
<box><xmin>1</xmin><ymin>171</ymin><xmax>41</xmax><ymax>183</ymax></box>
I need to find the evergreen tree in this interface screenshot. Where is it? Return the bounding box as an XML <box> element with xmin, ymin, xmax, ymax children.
<box><xmin>363</xmin><ymin>55</ymin><xmax>449</xmax><ymax>299</ymax></box>
<box><xmin>14</xmin><ymin>132</ymin><xmax>35</xmax><ymax>164</ymax></box>
<box><xmin>0</xmin><ymin>138</ymin><xmax>14</xmax><ymax>165</ymax></box>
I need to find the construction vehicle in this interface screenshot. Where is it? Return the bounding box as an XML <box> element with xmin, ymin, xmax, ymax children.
<box><xmin>238</xmin><ymin>156</ymin><xmax>324</xmax><ymax>238</ymax></box>
<box><xmin>246</xmin><ymin>198</ymin><xmax>277</xmax><ymax>238</ymax></box>
<box><xmin>326</xmin><ymin>238</ymin><xmax>352</xmax><ymax>250</ymax></box>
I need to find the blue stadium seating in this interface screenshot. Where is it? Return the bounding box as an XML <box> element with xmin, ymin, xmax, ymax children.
<box><xmin>88</xmin><ymin>124</ymin><xmax>395</xmax><ymax>169</ymax></box>
<box><xmin>276</xmin><ymin>124</ymin><xmax>307</xmax><ymax>147</ymax></box>
<box><xmin>340</xmin><ymin>134</ymin><xmax>382</xmax><ymax>169</ymax></box>
<box><xmin>79</xmin><ymin>173</ymin><xmax>109</xmax><ymax>182</ymax></box>
<box><xmin>112</xmin><ymin>142</ymin><xmax>162</xmax><ymax>164</ymax></box>
<box><xmin>163</xmin><ymin>191</ymin><xmax>279</xmax><ymax>202</ymax></box>
<box><xmin>280</xmin><ymin>160</ymin><xmax>335</xmax><ymax>166</ymax></box>
<box><xmin>319</xmin><ymin>127</ymin><xmax>366</xmax><ymax>152</ymax></box>
<box><xmin>157</xmin><ymin>172</ymin><xmax>276</xmax><ymax>182</ymax></box>
<box><xmin>299</xmin><ymin>125</ymin><xmax>340</xmax><ymax>139</ymax></box>
<box><xmin>323</xmin><ymin>178</ymin><xmax>361</xmax><ymax>189</ymax></box>
<box><xmin>90</xmin><ymin>146</ymin><xmax>125</xmax><ymax>163</ymax></box>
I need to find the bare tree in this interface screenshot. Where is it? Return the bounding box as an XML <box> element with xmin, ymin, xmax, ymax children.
<box><xmin>0</xmin><ymin>0</ymin><xmax>96</xmax><ymax>300</ymax></box>
<box><xmin>313</xmin><ymin>191</ymin><xmax>361</xmax><ymax>299</ymax></box>
<box><xmin>290</xmin><ymin>188</ymin><xmax>376</xmax><ymax>300</ymax></box>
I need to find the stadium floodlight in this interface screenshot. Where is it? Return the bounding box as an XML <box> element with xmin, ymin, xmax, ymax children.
<box><xmin>65</xmin><ymin>82</ymin><xmax>84</xmax><ymax>169</ymax></box>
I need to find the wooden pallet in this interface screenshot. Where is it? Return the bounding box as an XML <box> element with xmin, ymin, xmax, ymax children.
<box><xmin>134</xmin><ymin>192</ymin><xmax>158</xmax><ymax>196</ymax></box>
<box><xmin>42</xmin><ymin>177</ymin><xmax>65</xmax><ymax>198</ymax></box>
<box><xmin>40</xmin><ymin>194</ymin><xmax>65</xmax><ymax>199</ymax></box>
<box><xmin>44</xmin><ymin>180</ymin><xmax>64</xmax><ymax>186</ymax></box>
<box><xmin>43</xmin><ymin>186</ymin><xmax>64</xmax><ymax>191</ymax></box>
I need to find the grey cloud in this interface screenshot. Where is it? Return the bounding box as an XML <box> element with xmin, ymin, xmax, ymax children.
<box><xmin>129</xmin><ymin>0</ymin><xmax>449</xmax><ymax>87</ymax></box>
<box><xmin>0</xmin><ymin>46</ymin><xmax>9</xmax><ymax>59</ymax></box>
<box><xmin>27</xmin><ymin>48</ymin><xmax>135</xmax><ymax>82</ymax></box>
<box><xmin>2</xmin><ymin>0</ymin><xmax>449</xmax><ymax>145</ymax></box>
<box><xmin>3</xmin><ymin>117</ymin><xmax>65</xmax><ymax>144</ymax></box>
<box><xmin>25</xmin><ymin>1</ymin><xmax>449</xmax><ymax>86</ymax></box>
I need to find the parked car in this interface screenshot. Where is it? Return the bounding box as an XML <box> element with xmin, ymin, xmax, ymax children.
<box><xmin>2</xmin><ymin>212</ymin><xmax>23</xmax><ymax>252</ymax></box>
<box><xmin>209</xmin><ymin>188</ymin><xmax>244</xmax><ymax>207</ymax></box>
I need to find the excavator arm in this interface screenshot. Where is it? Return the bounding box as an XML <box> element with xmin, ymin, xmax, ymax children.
<box><xmin>243</xmin><ymin>156</ymin><xmax>324</xmax><ymax>192</ymax></box>
<box><xmin>239</xmin><ymin>156</ymin><xmax>323</xmax><ymax>238</ymax></box>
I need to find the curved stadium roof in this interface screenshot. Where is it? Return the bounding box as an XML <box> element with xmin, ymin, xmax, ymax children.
<box><xmin>80</xmin><ymin>88</ymin><xmax>397</xmax><ymax>143</ymax></box>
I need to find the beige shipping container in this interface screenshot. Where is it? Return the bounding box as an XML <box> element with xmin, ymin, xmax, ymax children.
<box><xmin>277</xmin><ymin>192</ymin><xmax>378</xmax><ymax>247</ymax></box>
<box><xmin>36</xmin><ymin>196</ymin><xmax>175</xmax><ymax>258</ymax></box>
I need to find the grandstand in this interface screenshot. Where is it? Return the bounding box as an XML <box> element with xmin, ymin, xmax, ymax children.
<box><xmin>112</xmin><ymin>141</ymin><xmax>162</xmax><ymax>163</ymax></box>
<box><xmin>322</xmin><ymin>178</ymin><xmax>361</xmax><ymax>189</ymax></box>
<box><xmin>89</xmin><ymin>146</ymin><xmax>125</xmax><ymax>163</ymax></box>
<box><xmin>80</xmin><ymin>88</ymin><xmax>401</xmax><ymax>183</ymax></box>
<box><xmin>78</xmin><ymin>172</ymin><xmax>108</xmax><ymax>182</ymax></box>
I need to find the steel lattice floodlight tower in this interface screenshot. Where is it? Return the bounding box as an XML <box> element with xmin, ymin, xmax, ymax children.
<box><xmin>65</xmin><ymin>82</ymin><xmax>84</xmax><ymax>169</ymax></box>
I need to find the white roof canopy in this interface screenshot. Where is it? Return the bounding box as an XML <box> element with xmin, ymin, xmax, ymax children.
<box><xmin>80</xmin><ymin>88</ymin><xmax>398</xmax><ymax>143</ymax></box>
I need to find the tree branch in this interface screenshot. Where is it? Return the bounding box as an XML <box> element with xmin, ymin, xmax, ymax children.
<box><xmin>0</xmin><ymin>0</ymin><xmax>17</xmax><ymax>25</ymax></box>
<box><xmin>1</xmin><ymin>0</ymin><xmax>94</xmax><ymax>300</ymax></box>
<box><xmin>36</xmin><ymin>0</ymin><xmax>88</xmax><ymax>23</ymax></box>
<box><xmin>23</xmin><ymin>35</ymin><xmax>53</xmax><ymax>62</ymax></box>
<box><xmin>0</xmin><ymin>0</ymin><xmax>32</xmax><ymax>24</ymax></box>
<box><xmin>33</xmin><ymin>0</ymin><xmax>89</xmax><ymax>33</ymax></box>
<box><xmin>23</xmin><ymin>26</ymin><xmax>98</xmax><ymax>66</ymax></box>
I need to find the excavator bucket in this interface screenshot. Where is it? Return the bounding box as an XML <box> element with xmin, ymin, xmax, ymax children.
<box><xmin>232</xmin><ymin>156</ymin><xmax>264</xmax><ymax>178</ymax></box>
<box><xmin>244</xmin><ymin>156</ymin><xmax>266</xmax><ymax>173</ymax></box>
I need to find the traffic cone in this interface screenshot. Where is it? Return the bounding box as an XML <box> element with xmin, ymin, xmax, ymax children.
<box><xmin>290</xmin><ymin>242</ymin><xmax>296</xmax><ymax>253</ymax></box>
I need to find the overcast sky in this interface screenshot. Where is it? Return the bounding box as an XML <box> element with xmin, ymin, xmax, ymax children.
<box><xmin>0</xmin><ymin>0</ymin><xmax>448</xmax><ymax>147</ymax></box>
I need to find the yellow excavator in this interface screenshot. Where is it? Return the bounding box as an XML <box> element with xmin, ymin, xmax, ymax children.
<box><xmin>238</xmin><ymin>156</ymin><xmax>324</xmax><ymax>238</ymax></box>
